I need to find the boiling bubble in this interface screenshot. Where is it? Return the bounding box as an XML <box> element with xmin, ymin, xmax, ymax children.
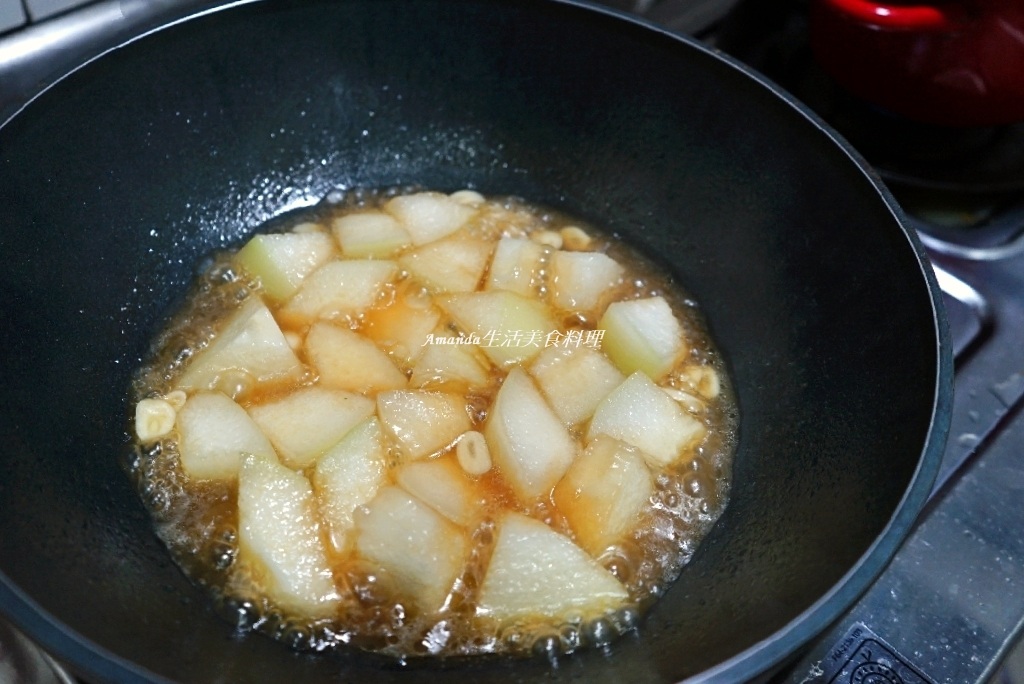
<box><xmin>584</xmin><ymin>618</ymin><xmax>615</xmax><ymax>646</ymax></box>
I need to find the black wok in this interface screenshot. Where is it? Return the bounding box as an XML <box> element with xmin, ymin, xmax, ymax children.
<box><xmin>0</xmin><ymin>0</ymin><xmax>952</xmax><ymax>681</ymax></box>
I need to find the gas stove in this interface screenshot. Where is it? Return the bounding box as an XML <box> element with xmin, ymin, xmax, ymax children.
<box><xmin>2</xmin><ymin>1</ymin><xmax>1022</xmax><ymax>682</ymax></box>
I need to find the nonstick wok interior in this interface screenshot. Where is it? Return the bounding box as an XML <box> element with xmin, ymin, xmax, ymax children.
<box><xmin>0</xmin><ymin>0</ymin><xmax>950</xmax><ymax>682</ymax></box>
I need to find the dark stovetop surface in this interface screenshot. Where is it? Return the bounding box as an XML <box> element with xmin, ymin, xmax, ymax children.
<box><xmin>2</xmin><ymin>1</ymin><xmax>1024</xmax><ymax>683</ymax></box>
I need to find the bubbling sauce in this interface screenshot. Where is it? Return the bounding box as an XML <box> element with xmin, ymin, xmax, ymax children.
<box><xmin>127</xmin><ymin>188</ymin><xmax>736</xmax><ymax>660</ymax></box>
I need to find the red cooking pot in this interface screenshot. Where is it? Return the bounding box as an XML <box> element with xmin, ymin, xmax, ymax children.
<box><xmin>810</xmin><ymin>0</ymin><xmax>1024</xmax><ymax>127</ymax></box>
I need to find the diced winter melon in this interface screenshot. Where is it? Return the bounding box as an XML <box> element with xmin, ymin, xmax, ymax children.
<box><xmin>485</xmin><ymin>238</ymin><xmax>545</xmax><ymax>297</ymax></box>
<box><xmin>332</xmin><ymin>211</ymin><xmax>411</xmax><ymax>258</ymax></box>
<box><xmin>548</xmin><ymin>251</ymin><xmax>624</xmax><ymax>315</ymax></box>
<box><xmin>313</xmin><ymin>418</ymin><xmax>387</xmax><ymax>552</ymax></box>
<box><xmin>305</xmin><ymin>321</ymin><xmax>407</xmax><ymax>393</ymax></box>
<box><xmin>237</xmin><ymin>452</ymin><xmax>339</xmax><ymax>617</ymax></box>
<box><xmin>361</xmin><ymin>287</ymin><xmax>442</xmax><ymax>366</ymax></box>
<box><xmin>587</xmin><ymin>371</ymin><xmax>706</xmax><ymax>468</ymax></box>
<box><xmin>376</xmin><ymin>390</ymin><xmax>471</xmax><ymax>461</ymax></box>
<box><xmin>483</xmin><ymin>367</ymin><xmax>577</xmax><ymax>501</ymax></box>
<box><xmin>176</xmin><ymin>391</ymin><xmax>277</xmax><ymax>480</ymax></box>
<box><xmin>409</xmin><ymin>334</ymin><xmax>492</xmax><ymax>393</ymax></box>
<box><xmin>528</xmin><ymin>345</ymin><xmax>625</xmax><ymax>427</ymax></box>
<box><xmin>395</xmin><ymin>456</ymin><xmax>483</xmax><ymax>527</ymax></box>
<box><xmin>248</xmin><ymin>387</ymin><xmax>375</xmax><ymax>469</ymax></box>
<box><xmin>278</xmin><ymin>259</ymin><xmax>398</xmax><ymax>326</ymax></box>
<box><xmin>384</xmin><ymin>192</ymin><xmax>476</xmax><ymax>245</ymax></box>
<box><xmin>399</xmin><ymin>238</ymin><xmax>493</xmax><ymax>294</ymax></box>
<box><xmin>354</xmin><ymin>486</ymin><xmax>467</xmax><ymax>612</ymax></box>
<box><xmin>553</xmin><ymin>435</ymin><xmax>654</xmax><ymax>556</ymax></box>
<box><xmin>235</xmin><ymin>232</ymin><xmax>336</xmax><ymax>300</ymax></box>
<box><xmin>176</xmin><ymin>297</ymin><xmax>303</xmax><ymax>393</ymax></box>
<box><xmin>437</xmin><ymin>291</ymin><xmax>557</xmax><ymax>366</ymax></box>
<box><xmin>598</xmin><ymin>296</ymin><xmax>687</xmax><ymax>381</ymax></box>
<box><xmin>476</xmin><ymin>512</ymin><xmax>627</xmax><ymax>623</ymax></box>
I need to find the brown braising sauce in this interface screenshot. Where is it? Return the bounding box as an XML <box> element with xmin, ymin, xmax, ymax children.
<box><xmin>127</xmin><ymin>188</ymin><xmax>737</xmax><ymax>660</ymax></box>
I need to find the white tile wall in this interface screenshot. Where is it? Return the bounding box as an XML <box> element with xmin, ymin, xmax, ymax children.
<box><xmin>0</xmin><ymin>0</ymin><xmax>27</xmax><ymax>33</ymax></box>
<box><xmin>24</xmin><ymin>0</ymin><xmax>92</xmax><ymax>21</ymax></box>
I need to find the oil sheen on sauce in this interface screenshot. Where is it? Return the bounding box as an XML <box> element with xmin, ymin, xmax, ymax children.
<box><xmin>126</xmin><ymin>188</ymin><xmax>737</xmax><ymax>660</ymax></box>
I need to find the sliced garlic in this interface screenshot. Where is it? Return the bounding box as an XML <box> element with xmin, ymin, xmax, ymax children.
<box><xmin>662</xmin><ymin>386</ymin><xmax>706</xmax><ymax>415</ymax></box>
<box><xmin>682</xmin><ymin>366</ymin><xmax>721</xmax><ymax>399</ymax></box>
<box><xmin>135</xmin><ymin>398</ymin><xmax>178</xmax><ymax>443</ymax></box>
<box><xmin>164</xmin><ymin>389</ymin><xmax>188</xmax><ymax>411</ymax></box>
<box><xmin>456</xmin><ymin>430</ymin><xmax>492</xmax><ymax>475</ymax></box>
<box><xmin>530</xmin><ymin>230</ymin><xmax>563</xmax><ymax>249</ymax></box>
<box><xmin>560</xmin><ymin>226</ymin><xmax>592</xmax><ymax>251</ymax></box>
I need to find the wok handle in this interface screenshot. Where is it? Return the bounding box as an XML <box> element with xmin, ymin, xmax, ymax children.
<box><xmin>818</xmin><ymin>0</ymin><xmax>964</xmax><ymax>31</ymax></box>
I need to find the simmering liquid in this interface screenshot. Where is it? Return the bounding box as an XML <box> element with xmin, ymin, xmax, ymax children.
<box><xmin>127</xmin><ymin>188</ymin><xmax>736</xmax><ymax>659</ymax></box>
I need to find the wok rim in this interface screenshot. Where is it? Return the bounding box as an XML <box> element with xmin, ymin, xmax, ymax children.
<box><xmin>615</xmin><ymin>9</ymin><xmax>953</xmax><ymax>682</ymax></box>
<box><xmin>0</xmin><ymin>1</ymin><xmax>954</xmax><ymax>682</ymax></box>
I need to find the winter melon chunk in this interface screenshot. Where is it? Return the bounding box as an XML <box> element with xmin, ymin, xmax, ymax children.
<box><xmin>476</xmin><ymin>512</ymin><xmax>627</xmax><ymax>623</ymax></box>
<box><xmin>483</xmin><ymin>367</ymin><xmax>577</xmax><ymax>501</ymax></box>
<box><xmin>528</xmin><ymin>344</ymin><xmax>624</xmax><ymax>427</ymax></box>
<box><xmin>361</xmin><ymin>287</ymin><xmax>442</xmax><ymax>366</ymax></box>
<box><xmin>305</xmin><ymin>321</ymin><xmax>407</xmax><ymax>393</ymax></box>
<box><xmin>332</xmin><ymin>211</ymin><xmax>411</xmax><ymax>258</ymax></box>
<box><xmin>235</xmin><ymin>232</ymin><xmax>336</xmax><ymax>300</ymax></box>
<box><xmin>394</xmin><ymin>456</ymin><xmax>483</xmax><ymax>527</ymax></box>
<box><xmin>409</xmin><ymin>334</ymin><xmax>492</xmax><ymax>393</ymax></box>
<box><xmin>548</xmin><ymin>250</ymin><xmax>624</xmax><ymax>315</ymax></box>
<box><xmin>313</xmin><ymin>418</ymin><xmax>387</xmax><ymax>552</ymax></box>
<box><xmin>278</xmin><ymin>259</ymin><xmax>397</xmax><ymax>326</ymax></box>
<box><xmin>384</xmin><ymin>192</ymin><xmax>476</xmax><ymax>246</ymax></box>
<box><xmin>248</xmin><ymin>387</ymin><xmax>375</xmax><ymax>469</ymax></box>
<box><xmin>553</xmin><ymin>435</ymin><xmax>654</xmax><ymax>556</ymax></box>
<box><xmin>587</xmin><ymin>371</ymin><xmax>706</xmax><ymax>468</ymax></box>
<box><xmin>176</xmin><ymin>297</ymin><xmax>302</xmax><ymax>393</ymax></box>
<box><xmin>177</xmin><ymin>391</ymin><xmax>277</xmax><ymax>480</ymax></box>
<box><xmin>399</xmin><ymin>238</ymin><xmax>493</xmax><ymax>293</ymax></box>
<box><xmin>237</xmin><ymin>452</ymin><xmax>339</xmax><ymax>617</ymax></box>
<box><xmin>437</xmin><ymin>290</ymin><xmax>557</xmax><ymax>366</ymax></box>
<box><xmin>376</xmin><ymin>390</ymin><xmax>472</xmax><ymax>461</ymax></box>
<box><xmin>486</xmin><ymin>237</ymin><xmax>545</xmax><ymax>297</ymax></box>
<box><xmin>598</xmin><ymin>296</ymin><xmax>687</xmax><ymax>381</ymax></box>
<box><xmin>354</xmin><ymin>486</ymin><xmax>467</xmax><ymax>613</ymax></box>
